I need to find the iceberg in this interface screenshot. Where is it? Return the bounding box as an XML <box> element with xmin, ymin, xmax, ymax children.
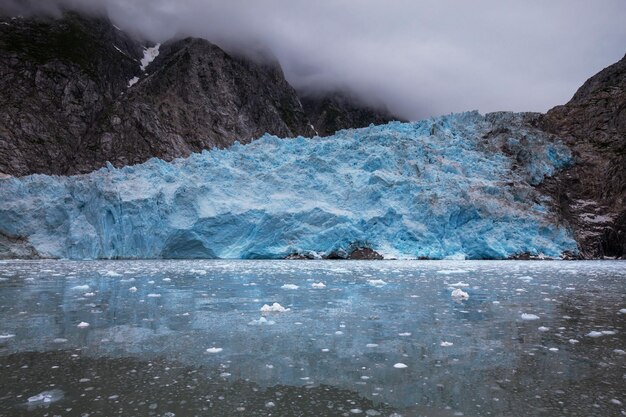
<box><xmin>0</xmin><ymin>111</ymin><xmax>578</xmax><ymax>259</ymax></box>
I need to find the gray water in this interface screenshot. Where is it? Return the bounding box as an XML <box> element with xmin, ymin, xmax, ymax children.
<box><xmin>0</xmin><ymin>260</ymin><xmax>624</xmax><ymax>417</ymax></box>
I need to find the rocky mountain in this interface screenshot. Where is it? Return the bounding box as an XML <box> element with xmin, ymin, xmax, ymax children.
<box><xmin>0</xmin><ymin>12</ymin><xmax>396</xmax><ymax>176</ymax></box>
<box><xmin>540</xmin><ymin>53</ymin><xmax>626</xmax><ymax>258</ymax></box>
<box><xmin>301</xmin><ymin>92</ymin><xmax>399</xmax><ymax>137</ymax></box>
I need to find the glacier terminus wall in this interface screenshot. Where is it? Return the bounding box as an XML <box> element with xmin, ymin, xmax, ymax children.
<box><xmin>0</xmin><ymin>112</ymin><xmax>578</xmax><ymax>260</ymax></box>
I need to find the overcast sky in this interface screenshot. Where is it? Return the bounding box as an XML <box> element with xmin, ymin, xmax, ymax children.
<box><xmin>3</xmin><ymin>0</ymin><xmax>626</xmax><ymax>119</ymax></box>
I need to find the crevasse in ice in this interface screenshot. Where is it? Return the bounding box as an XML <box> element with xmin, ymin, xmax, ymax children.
<box><xmin>0</xmin><ymin>111</ymin><xmax>578</xmax><ymax>259</ymax></box>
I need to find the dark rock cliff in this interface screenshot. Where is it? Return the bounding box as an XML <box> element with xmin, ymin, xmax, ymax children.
<box><xmin>0</xmin><ymin>12</ymin><xmax>396</xmax><ymax>176</ymax></box>
<box><xmin>301</xmin><ymin>92</ymin><xmax>399</xmax><ymax>137</ymax></box>
<box><xmin>540</xmin><ymin>54</ymin><xmax>626</xmax><ymax>258</ymax></box>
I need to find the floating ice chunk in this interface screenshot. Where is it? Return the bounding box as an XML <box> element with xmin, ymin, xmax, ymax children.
<box><xmin>368</xmin><ymin>279</ymin><xmax>387</xmax><ymax>287</ymax></box>
<box><xmin>206</xmin><ymin>347</ymin><xmax>223</xmax><ymax>353</ymax></box>
<box><xmin>440</xmin><ymin>341</ymin><xmax>453</xmax><ymax>347</ymax></box>
<box><xmin>610</xmin><ymin>399</ymin><xmax>622</xmax><ymax>405</ymax></box>
<box><xmin>548</xmin><ymin>347</ymin><xmax>559</xmax><ymax>352</ymax></box>
<box><xmin>613</xmin><ymin>349</ymin><xmax>625</xmax><ymax>355</ymax></box>
<box><xmin>451</xmin><ymin>288</ymin><xmax>469</xmax><ymax>300</ymax></box>
<box><xmin>83</xmin><ymin>292</ymin><xmax>95</xmax><ymax>297</ymax></box>
<box><xmin>568</xmin><ymin>339</ymin><xmax>579</xmax><ymax>344</ymax></box>
<box><xmin>281</xmin><ymin>284</ymin><xmax>299</xmax><ymax>290</ymax></box>
<box><xmin>128</xmin><ymin>286</ymin><xmax>137</xmax><ymax>292</ymax></box>
<box><xmin>104</xmin><ymin>271</ymin><xmax>121</xmax><ymax>277</ymax></box>
<box><xmin>366</xmin><ymin>343</ymin><xmax>379</xmax><ymax>348</ymax></box>
<box><xmin>398</xmin><ymin>332</ymin><xmax>411</xmax><ymax>336</ymax></box>
<box><xmin>312</xmin><ymin>282</ymin><xmax>326</xmax><ymax>289</ymax></box>
<box><xmin>521</xmin><ymin>313</ymin><xmax>540</xmax><ymax>320</ymax></box>
<box><xmin>147</xmin><ymin>293</ymin><xmax>161</xmax><ymax>298</ymax></box>
<box><xmin>77</xmin><ymin>322</ymin><xmax>89</xmax><ymax>328</ymax></box>
<box><xmin>350</xmin><ymin>409</ymin><xmax>363</xmax><ymax>414</ymax></box>
<box><xmin>517</xmin><ymin>276</ymin><xmax>533</xmax><ymax>281</ymax></box>
<box><xmin>585</xmin><ymin>330</ymin><xmax>617</xmax><ymax>338</ymax></box>
<box><xmin>538</xmin><ymin>326</ymin><xmax>549</xmax><ymax>332</ymax></box>
<box><xmin>321</xmin><ymin>348</ymin><xmax>330</xmax><ymax>352</ymax></box>
<box><xmin>393</xmin><ymin>363</ymin><xmax>408</xmax><ymax>369</ymax></box>
<box><xmin>266</xmin><ymin>401</ymin><xmax>276</xmax><ymax>408</ymax></box>
<box><xmin>248</xmin><ymin>317</ymin><xmax>275</xmax><ymax>326</ymax></box>
<box><xmin>27</xmin><ymin>390</ymin><xmax>63</xmax><ymax>404</ymax></box>
<box><xmin>449</xmin><ymin>281</ymin><xmax>469</xmax><ymax>287</ymax></box>
<box><xmin>437</xmin><ymin>270</ymin><xmax>469</xmax><ymax>275</ymax></box>
<box><xmin>260</xmin><ymin>302</ymin><xmax>290</xmax><ymax>313</ymax></box>
<box><xmin>0</xmin><ymin>334</ymin><xmax>15</xmax><ymax>339</ymax></box>
<box><xmin>53</xmin><ymin>338</ymin><xmax>67</xmax><ymax>343</ymax></box>
<box><xmin>71</xmin><ymin>285</ymin><xmax>90</xmax><ymax>291</ymax></box>
<box><xmin>162</xmin><ymin>278</ymin><xmax>171</xmax><ymax>282</ymax></box>
<box><xmin>619</xmin><ymin>308</ymin><xmax>626</xmax><ymax>314</ymax></box>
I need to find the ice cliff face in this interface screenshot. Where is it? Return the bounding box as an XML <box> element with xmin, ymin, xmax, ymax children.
<box><xmin>0</xmin><ymin>111</ymin><xmax>577</xmax><ymax>260</ymax></box>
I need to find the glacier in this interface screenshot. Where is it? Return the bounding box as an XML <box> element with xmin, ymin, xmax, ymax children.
<box><xmin>0</xmin><ymin>111</ymin><xmax>578</xmax><ymax>259</ymax></box>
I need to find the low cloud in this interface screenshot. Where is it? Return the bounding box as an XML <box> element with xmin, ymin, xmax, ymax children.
<box><xmin>2</xmin><ymin>0</ymin><xmax>625</xmax><ymax>119</ymax></box>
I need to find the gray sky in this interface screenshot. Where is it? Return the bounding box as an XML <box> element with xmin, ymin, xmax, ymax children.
<box><xmin>3</xmin><ymin>0</ymin><xmax>626</xmax><ymax>119</ymax></box>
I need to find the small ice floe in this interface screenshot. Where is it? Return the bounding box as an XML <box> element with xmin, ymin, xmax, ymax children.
<box><xmin>281</xmin><ymin>284</ymin><xmax>299</xmax><ymax>290</ymax></box>
<box><xmin>53</xmin><ymin>338</ymin><xmax>67</xmax><ymax>343</ymax></box>
<box><xmin>613</xmin><ymin>349</ymin><xmax>625</xmax><ymax>355</ymax></box>
<box><xmin>104</xmin><ymin>271</ymin><xmax>121</xmax><ymax>277</ymax></box>
<box><xmin>521</xmin><ymin>313</ymin><xmax>540</xmax><ymax>321</ymax></box>
<box><xmin>368</xmin><ymin>279</ymin><xmax>387</xmax><ymax>287</ymax></box>
<box><xmin>568</xmin><ymin>339</ymin><xmax>579</xmax><ymax>344</ymax></box>
<box><xmin>538</xmin><ymin>326</ymin><xmax>550</xmax><ymax>332</ymax></box>
<box><xmin>321</xmin><ymin>348</ymin><xmax>330</xmax><ymax>352</ymax></box>
<box><xmin>0</xmin><ymin>334</ymin><xmax>15</xmax><ymax>339</ymax></box>
<box><xmin>26</xmin><ymin>390</ymin><xmax>63</xmax><ymax>405</ymax></box>
<box><xmin>83</xmin><ymin>292</ymin><xmax>95</xmax><ymax>297</ymax></box>
<box><xmin>71</xmin><ymin>285</ymin><xmax>90</xmax><ymax>291</ymax></box>
<box><xmin>449</xmin><ymin>281</ymin><xmax>469</xmax><ymax>287</ymax></box>
<box><xmin>398</xmin><ymin>332</ymin><xmax>411</xmax><ymax>336</ymax></box>
<box><xmin>610</xmin><ymin>399</ymin><xmax>622</xmax><ymax>405</ymax></box>
<box><xmin>350</xmin><ymin>409</ymin><xmax>363</xmax><ymax>414</ymax></box>
<box><xmin>77</xmin><ymin>322</ymin><xmax>90</xmax><ymax>328</ymax></box>
<box><xmin>586</xmin><ymin>330</ymin><xmax>617</xmax><ymax>338</ymax></box>
<box><xmin>206</xmin><ymin>347</ymin><xmax>223</xmax><ymax>353</ymax></box>
<box><xmin>260</xmin><ymin>303</ymin><xmax>290</xmax><ymax>313</ymax></box>
<box><xmin>440</xmin><ymin>341</ymin><xmax>453</xmax><ymax>347</ymax></box>
<box><xmin>248</xmin><ymin>317</ymin><xmax>275</xmax><ymax>326</ymax></box>
<box><xmin>147</xmin><ymin>293</ymin><xmax>161</xmax><ymax>298</ymax></box>
<box><xmin>548</xmin><ymin>347</ymin><xmax>559</xmax><ymax>352</ymax></box>
<box><xmin>162</xmin><ymin>278</ymin><xmax>172</xmax><ymax>282</ymax></box>
<box><xmin>517</xmin><ymin>276</ymin><xmax>533</xmax><ymax>282</ymax></box>
<box><xmin>366</xmin><ymin>343</ymin><xmax>379</xmax><ymax>348</ymax></box>
<box><xmin>128</xmin><ymin>286</ymin><xmax>137</xmax><ymax>292</ymax></box>
<box><xmin>451</xmin><ymin>288</ymin><xmax>469</xmax><ymax>300</ymax></box>
<box><xmin>619</xmin><ymin>308</ymin><xmax>626</xmax><ymax>314</ymax></box>
<box><xmin>437</xmin><ymin>269</ymin><xmax>469</xmax><ymax>275</ymax></box>
<box><xmin>312</xmin><ymin>282</ymin><xmax>326</xmax><ymax>289</ymax></box>
<box><xmin>393</xmin><ymin>363</ymin><xmax>408</xmax><ymax>369</ymax></box>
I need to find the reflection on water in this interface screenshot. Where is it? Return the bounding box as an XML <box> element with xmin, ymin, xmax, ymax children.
<box><xmin>0</xmin><ymin>260</ymin><xmax>624</xmax><ymax>416</ymax></box>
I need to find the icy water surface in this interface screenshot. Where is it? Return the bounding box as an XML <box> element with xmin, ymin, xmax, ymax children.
<box><xmin>0</xmin><ymin>260</ymin><xmax>624</xmax><ymax>417</ymax></box>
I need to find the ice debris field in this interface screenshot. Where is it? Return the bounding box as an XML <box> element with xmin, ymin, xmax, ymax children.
<box><xmin>0</xmin><ymin>111</ymin><xmax>577</xmax><ymax>259</ymax></box>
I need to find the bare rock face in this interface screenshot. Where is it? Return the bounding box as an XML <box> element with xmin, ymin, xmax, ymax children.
<box><xmin>0</xmin><ymin>12</ymin><xmax>144</xmax><ymax>176</ymax></box>
<box><xmin>301</xmin><ymin>92</ymin><xmax>399</xmax><ymax>137</ymax></box>
<box><xmin>540</xmin><ymin>53</ymin><xmax>626</xmax><ymax>258</ymax></box>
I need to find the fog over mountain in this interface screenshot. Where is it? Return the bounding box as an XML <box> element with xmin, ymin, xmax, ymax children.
<box><xmin>1</xmin><ymin>0</ymin><xmax>625</xmax><ymax>119</ymax></box>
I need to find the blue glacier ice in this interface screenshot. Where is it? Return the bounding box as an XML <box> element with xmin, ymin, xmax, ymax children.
<box><xmin>0</xmin><ymin>111</ymin><xmax>578</xmax><ymax>259</ymax></box>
